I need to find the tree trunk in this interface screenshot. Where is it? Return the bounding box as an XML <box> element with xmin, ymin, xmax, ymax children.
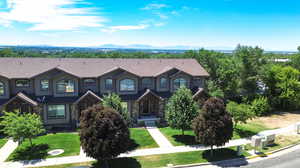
<box><xmin>29</xmin><ymin>138</ymin><xmax>33</xmax><ymax>147</ymax></box>
<box><xmin>182</xmin><ymin>129</ymin><xmax>185</xmax><ymax>135</ymax></box>
<box><xmin>210</xmin><ymin>145</ymin><xmax>214</xmax><ymax>157</ymax></box>
<box><xmin>101</xmin><ymin>159</ymin><xmax>109</xmax><ymax>168</ymax></box>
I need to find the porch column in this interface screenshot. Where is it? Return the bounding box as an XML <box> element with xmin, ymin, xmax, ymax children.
<box><xmin>132</xmin><ymin>101</ymin><xmax>139</xmax><ymax>122</ymax></box>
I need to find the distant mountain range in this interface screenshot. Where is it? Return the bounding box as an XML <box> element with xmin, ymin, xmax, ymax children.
<box><xmin>0</xmin><ymin>44</ymin><xmax>297</xmax><ymax>54</ymax></box>
<box><xmin>93</xmin><ymin>44</ymin><xmax>235</xmax><ymax>50</ymax></box>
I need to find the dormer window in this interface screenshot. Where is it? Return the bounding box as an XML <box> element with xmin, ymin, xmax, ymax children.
<box><xmin>120</xmin><ymin>79</ymin><xmax>135</xmax><ymax>91</ymax></box>
<box><xmin>173</xmin><ymin>78</ymin><xmax>187</xmax><ymax>90</ymax></box>
<box><xmin>56</xmin><ymin>79</ymin><xmax>75</xmax><ymax>93</ymax></box>
<box><xmin>40</xmin><ymin>79</ymin><xmax>49</xmax><ymax>91</ymax></box>
<box><xmin>83</xmin><ymin>79</ymin><xmax>96</xmax><ymax>86</ymax></box>
<box><xmin>0</xmin><ymin>82</ymin><xmax>4</xmax><ymax>96</ymax></box>
<box><xmin>105</xmin><ymin>79</ymin><xmax>113</xmax><ymax>90</ymax></box>
<box><xmin>16</xmin><ymin>79</ymin><xmax>30</xmax><ymax>87</ymax></box>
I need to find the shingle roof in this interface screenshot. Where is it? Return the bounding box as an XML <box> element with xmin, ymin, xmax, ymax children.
<box><xmin>0</xmin><ymin>58</ymin><xmax>209</xmax><ymax>78</ymax></box>
<box><xmin>4</xmin><ymin>92</ymin><xmax>38</xmax><ymax>106</ymax></box>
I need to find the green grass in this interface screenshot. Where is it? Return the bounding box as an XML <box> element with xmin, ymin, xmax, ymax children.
<box><xmin>130</xmin><ymin>128</ymin><xmax>158</xmax><ymax>149</ymax></box>
<box><xmin>8</xmin><ymin>128</ymin><xmax>157</xmax><ymax>161</ymax></box>
<box><xmin>0</xmin><ymin>138</ymin><xmax>7</xmax><ymax>148</ymax></box>
<box><xmin>8</xmin><ymin>133</ymin><xmax>80</xmax><ymax>161</ymax></box>
<box><xmin>33</xmin><ymin>147</ymin><xmax>249</xmax><ymax>168</ymax></box>
<box><xmin>233</xmin><ymin>121</ymin><xmax>270</xmax><ymax>140</ymax></box>
<box><xmin>159</xmin><ymin>127</ymin><xmax>196</xmax><ymax>146</ymax></box>
<box><xmin>160</xmin><ymin>121</ymin><xmax>269</xmax><ymax>146</ymax></box>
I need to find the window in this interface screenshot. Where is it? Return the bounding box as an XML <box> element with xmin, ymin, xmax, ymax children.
<box><xmin>0</xmin><ymin>82</ymin><xmax>4</xmax><ymax>96</ymax></box>
<box><xmin>83</xmin><ymin>79</ymin><xmax>96</xmax><ymax>86</ymax></box>
<box><xmin>16</xmin><ymin>80</ymin><xmax>29</xmax><ymax>87</ymax></box>
<box><xmin>120</xmin><ymin>79</ymin><xmax>135</xmax><ymax>91</ymax></box>
<box><xmin>56</xmin><ymin>80</ymin><xmax>75</xmax><ymax>93</ymax></box>
<box><xmin>47</xmin><ymin>105</ymin><xmax>66</xmax><ymax>119</ymax></box>
<box><xmin>173</xmin><ymin>78</ymin><xmax>187</xmax><ymax>90</ymax></box>
<box><xmin>142</xmin><ymin>78</ymin><xmax>152</xmax><ymax>88</ymax></box>
<box><xmin>105</xmin><ymin>79</ymin><xmax>113</xmax><ymax>90</ymax></box>
<box><xmin>160</xmin><ymin>77</ymin><xmax>167</xmax><ymax>88</ymax></box>
<box><xmin>40</xmin><ymin>79</ymin><xmax>49</xmax><ymax>91</ymax></box>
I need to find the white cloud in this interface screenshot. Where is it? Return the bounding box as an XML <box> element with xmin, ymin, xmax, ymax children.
<box><xmin>0</xmin><ymin>0</ymin><xmax>106</xmax><ymax>31</ymax></box>
<box><xmin>154</xmin><ymin>22</ymin><xmax>166</xmax><ymax>27</ymax></box>
<box><xmin>101</xmin><ymin>24</ymin><xmax>149</xmax><ymax>33</ymax></box>
<box><xmin>154</xmin><ymin>12</ymin><xmax>168</xmax><ymax>19</ymax></box>
<box><xmin>141</xmin><ymin>3</ymin><xmax>167</xmax><ymax>10</ymax></box>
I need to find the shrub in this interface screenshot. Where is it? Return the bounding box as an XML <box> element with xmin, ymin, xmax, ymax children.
<box><xmin>251</xmin><ymin>97</ymin><xmax>270</xmax><ymax>116</ymax></box>
<box><xmin>226</xmin><ymin>101</ymin><xmax>255</xmax><ymax>127</ymax></box>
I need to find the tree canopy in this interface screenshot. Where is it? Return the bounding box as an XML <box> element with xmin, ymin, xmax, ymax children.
<box><xmin>0</xmin><ymin>111</ymin><xmax>45</xmax><ymax>146</ymax></box>
<box><xmin>79</xmin><ymin>104</ymin><xmax>131</xmax><ymax>167</ymax></box>
<box><xmin>165</xmin><ymin>87</ymin><xmax>199</xmax><ymax>135</ymax></box>
<box><xmin>193</xmin><ymin>97</ymin><xmax>233</xmax><ymax>155</ymax></box>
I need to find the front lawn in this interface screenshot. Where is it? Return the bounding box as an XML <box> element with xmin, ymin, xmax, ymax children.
<box><xmin>33</xmin><ymin>147</ymin><xmax>249</xmax><ymax>168</ymax></box>
<box><xmin>159</xmin><ymin>127</ymin><xmax>196</xmax><ymax>146</ymax></box>
<box><xmin>233</xmin><ymin>121</ymin><xmax>270</xmax><ymax>139</ymax></box>
<box><xmin>0</xmin><ymin>138</ymin><xmax>7</xmax><ymax>148</ymax></box>
<box><xmin>8</xmin><ymin>133</ymin><xmax>80</xmax><ymax>161</ymax></box>
<box><xmin>130</xmin><ymin>128</ymin><xmax>158</xmax><ymax>149</ymax></box>
<box><xmin>160</xmin><ymin>120</ymin><xmax>269</xmax><ymax>146</ymax></box>
<box><xmin>8</xmin><ymin>128</ymin><xmax>157</xmax><ymax>161</ymax></box>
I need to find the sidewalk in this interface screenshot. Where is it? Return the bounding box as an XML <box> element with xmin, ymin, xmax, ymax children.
<box><xmin>1</xmin><ymin>122</ymin><xmax>299</xmax><ymax>168</ymax></box>
<box><xmin>145</xmin><ymin>121</ymin><xmax>173</xmax><ymax>148</ymax></box>
<box><xmin>0</xmin><ymin>139</ymin><xmax>18</xmax><ymax>163</ymax></box>
<box><xmin>1</xmin><ymin>138</ymin><xmax>250</xmax><ymax>168</ymax></box>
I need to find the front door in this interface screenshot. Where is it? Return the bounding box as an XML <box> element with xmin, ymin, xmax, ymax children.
<box><xmin>141</xmin><ymin>100</ymin><xmax>150</xmax><ymax>115</ymax></box>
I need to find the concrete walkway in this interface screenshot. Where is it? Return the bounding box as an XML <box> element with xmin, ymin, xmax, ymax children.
<box><xmin>2</xmin><ymin>122</ymin><xmax>300</xmax><ymax>168</ymax></box>
<box><xmin>144</xmin><ymin>121</ymin><xmax>173</xmax><ymax>148</ymax></box>
<box><xmin>0</xmin><ymin>139</ymin><xmax>18</xmax><ymax>162</ymax></box>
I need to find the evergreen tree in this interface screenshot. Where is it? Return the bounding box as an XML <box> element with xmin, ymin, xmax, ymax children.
<box><xmin>165</xmin><ymin>87</ymin><xmax>199</xmax><ymax>135</ymax></box>
<box><xmin>193</xmin><ymin>97</ymin><xmax>233</xmax><ymax>156</ymax></box>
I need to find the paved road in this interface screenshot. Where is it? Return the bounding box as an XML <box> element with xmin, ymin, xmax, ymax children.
<box><xmin>229</xmin><ymin>149</ymin><xmax>300</xmax><ymax>168</ymax></box>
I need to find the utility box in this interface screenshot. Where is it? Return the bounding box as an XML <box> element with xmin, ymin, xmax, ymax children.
<box><xmin>295</xmin><ymin>122</ymin><xmax>300</xmax><ymax>134</ymax></box>
<box><xmin>261</xmin><ymin>139</ymin><xmax>268</xmax><ymax>148</ymax></box>
<box><xmin>251</xmin><ymin>135</ymin><xmax>262</xmax><ymax>148</ymax></box>
<box><xmin>265</xmin><ymin>134</ymin><xmax>276</xmax><ymax>145</ymax></box>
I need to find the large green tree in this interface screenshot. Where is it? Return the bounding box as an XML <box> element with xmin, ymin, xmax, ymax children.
<box><xmin>0</xmin><ymin>111</ymin><xmax>45</xmax><ymax>146</ymax></box>
<box><xmin>80</xmin><ymin>104</ymin><xmax>131</xmax><ymax>168</ymax></box>
<box><xmin>165</xmin><ymin>87</ymin><xmax>199</xmax><ymax>135</ymax></box>
<box><xmin>261</xmin><ymin>65</ymin><xmax>300</xmax><ymax>110</ymax></box>
<box><xmin>234</xmin><ymin>45</ymin><xmax>265</xmax><ymax>100</ymax></box>
<box><xmin>193</xmin><ymin>97</ymin><xmax>233</xmax><ymax>156</ymax></box>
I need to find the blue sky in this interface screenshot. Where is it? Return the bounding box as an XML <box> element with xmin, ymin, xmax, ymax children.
<box><xmin>0</xmin><ymin>0</ymin><xmax>299</xmax><ymax>51</ymax></box>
